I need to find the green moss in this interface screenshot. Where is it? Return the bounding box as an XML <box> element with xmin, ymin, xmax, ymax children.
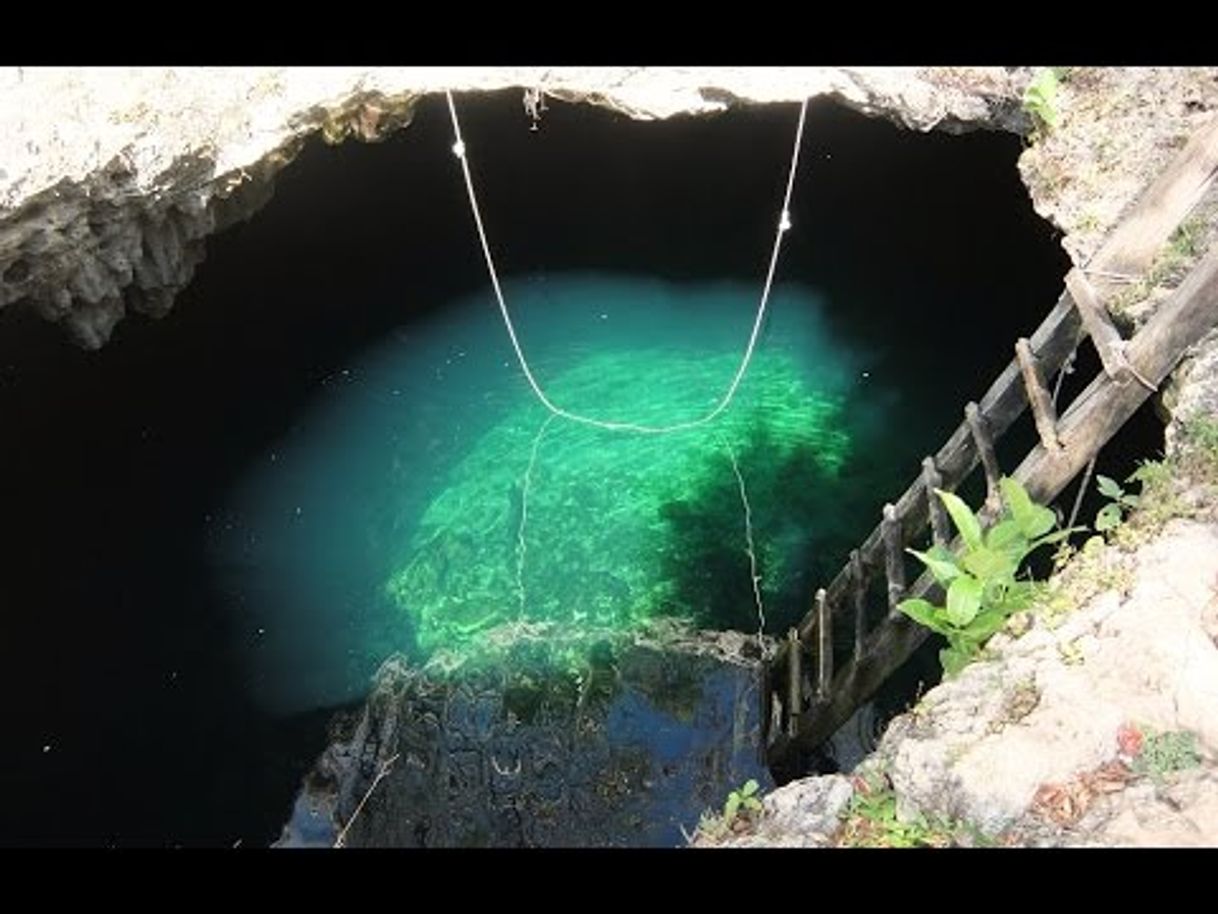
<box><xmin>1134</xmin><ymin>728</ymin><xmax>1201</xmax><ymax>783</ymax></box>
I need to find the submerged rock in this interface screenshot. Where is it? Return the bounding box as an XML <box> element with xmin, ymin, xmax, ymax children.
<box><xmin>276</xmin><ymin>621</ymin><xmax>772</xmax><ymax>847</ymax></box>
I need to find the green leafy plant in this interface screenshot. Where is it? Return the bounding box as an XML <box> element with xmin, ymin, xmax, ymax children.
<box><xmin>1132</xmin><ymin>728</ymin><xmax>1201</xmax><ymax>784</ymax></box>
<box><xmin>899</xmin><ymin>477</ymin><xmax>1080</xmax><ymax>676</ymax></box>
<box><xmin>1184</xmin><ymin>415</ymin><xmax>1218</xmax><ymax>461</ymax></box>
<box><xmin>836</xmin><ymin>773</ymin><xmax>975</xmax><ymax>848</ymax></box>
<box><xmin>1094</xmin><ymin>473</ymin><xmax>1140</xmax><ymax>532</ymax></box>
<box><xmin>1023</xmin><ymin>68</ymin><xmax>1062</xmax><ymax>133</ymax></box>
<box><xmin>693</xmin><ymin>779</ymin><xmax>764</xmax><ymax>842</ymax></box>
<box><xmin>724</xmin><ymin>778</ymin><xmax>763</xmax><ymax>822</ymax></box>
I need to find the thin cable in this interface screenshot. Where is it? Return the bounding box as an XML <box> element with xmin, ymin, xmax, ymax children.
<box><xmin>1067</xmin><ymin>452</ymin><xmax>1098</xmax><ymax>531</ymax></box>
<box><xmin>722</xmin><ymin>438</ymin><xmax>766</xmax><ymax>644</ymax></box>
<box><xmin>445</xmin><ymin>90</ymin><xmax>809</xmax><ymax>435</ymax></box>
<box><xmin>1052</xmin><ymin>348</ymin><xmax>1076</xmax><ymax>408</ymax></box>
<box><xmin>516</xmin><ymin>413</ymin><xmax>556</xmax><ymax>617</ymax></box>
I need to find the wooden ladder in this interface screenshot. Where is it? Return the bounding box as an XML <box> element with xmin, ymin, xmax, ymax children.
<box><xmin>766</xmin><ymin>113</ymin><xmax>1218</xmax><ymax>770</ymax></box>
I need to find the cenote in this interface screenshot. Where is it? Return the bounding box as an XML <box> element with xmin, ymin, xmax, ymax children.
<box><xmin>4</xmin><ymin>88</ymin><xmax>1167</xmax><ymax>846</ymax></box>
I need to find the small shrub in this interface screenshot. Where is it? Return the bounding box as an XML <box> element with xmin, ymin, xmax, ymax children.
<box><xmin>1131</xmin><ymin>727</ymin><xmax>1201</xmax><ymax>784</ymax></box>
<box><xmin>899</xmin><ymin>477</ymin><xmax>1080</xmax><ymax>676</ymax></box>
<box><xmin>693</xmin><ymin>779</ymin><xmax>763</xmax><ymax>842</ymax></box>
<box><xmin>836</xmin><ymin>773</ymin><xmax>976</xmax><ymax>848</ymax></box>
<box><xmin>1023</xmin><ymin>68</ymin><xmax>1062</xmax><ymax>134</ymax></box>
<box><xmin>1094</xmin><ymin>473</ymin><xmax>1140</xmax><ymax>533</ymax></box>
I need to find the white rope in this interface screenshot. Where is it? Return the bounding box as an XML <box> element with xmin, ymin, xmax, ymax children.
<box><xmin>516</xmin><ymin>413</ymin><xmax>556</xmax><ymax>617</ymax></box>
<box><xmin>444</xmin><ymin>90</ymin><xmax>810</xmax><ymax>435</ymax></box>
<box><xmin>722</xmin><ymin>438</ymin><xmax>767</xmax><ymax>642</ymax></box>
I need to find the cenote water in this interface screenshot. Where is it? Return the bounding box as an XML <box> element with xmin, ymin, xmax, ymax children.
<box><xmin>218</xmin><ymin>272</ymin><xmax>895</xmax><ymax>716</ymax></box>
<box><xmin>4</xmin><ymin>90</ymin><xmax>1119</xmax><ymax>846</ymax></box>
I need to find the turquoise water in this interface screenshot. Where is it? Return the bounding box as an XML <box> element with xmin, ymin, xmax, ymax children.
<box><xmin>213</xmin><ymin>271</ymin><xmax>895</xmax><ymax>715</ymax></box>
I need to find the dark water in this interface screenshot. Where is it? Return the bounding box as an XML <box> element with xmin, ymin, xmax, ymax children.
<box><xmin>0</xmin><ymin>90</ymin><xmax>1108</xmax><ymax>846</ymax></box>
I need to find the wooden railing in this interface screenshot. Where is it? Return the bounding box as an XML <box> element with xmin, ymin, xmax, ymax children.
<box><xmin>765</xmin><ymin>114</ymin><xmax>1218</xmax><ymax>770</ymax></box>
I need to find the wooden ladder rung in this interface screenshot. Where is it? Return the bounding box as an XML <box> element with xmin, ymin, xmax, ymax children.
<box><xmin>786</xmin><ymin>628</ymin><xmax>802</xmax><ymax>738</ymax></box>
<box><xmin>815</xmin><ymin>588</ymin><xmax>832</xmax><ymax>701</ymax></box>
<box><xmin>920</xmin><ymin>456</ymin><xmax>951</xmax><ymax>545</ymax></box>
<box><xmin>1015</xmin><ymin>337</ymin><xmax>1063</xmax><ymax>453</ymax></box>
<box><xmin>965</xmin><ymin>401</ymin><xmax>1002</xmax><ymax>507</ymax></box>
<box><xmin>850</xmin><ymin>548</ymin><xmax>866</xmax><ymax>663</ymax></box>
<box><xmin>1065</xmin><ymin>267</ymin><xmax>1156</xmax><ymax>389</ymax></box>
<box><xmin>881</xmin><ymin>503</ymin><xmax>905</xmax><ymax>616</ymax></box>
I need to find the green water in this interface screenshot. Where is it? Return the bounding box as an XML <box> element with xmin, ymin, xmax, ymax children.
<box><xmin>216</xmin><ymin>272</ymin><xmax>891</xmax><ymax>714</ymax></box>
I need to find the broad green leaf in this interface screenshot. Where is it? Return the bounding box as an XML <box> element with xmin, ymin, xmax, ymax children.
<box><xmin>946</xmin><ymin>575</ymin><xmax>983</xmax><ymax>627</ymax></box>
<box><xmin>940</xmin><ymin>644</ymin><xmax>975</xmax><ymax>677</ymax></box>
<box><xmin>994</xmin><ymin>580</ymin><xmax>1040</xmax><ymax>612</ymax></box>
<box><xmin>962</xmin><ymin>546</ymin><xmax>1018</xmax><ymax>581</ymax></box>
<box><xmin>1096</xmin><ymin>475</ymin><xmax>1124</xmax><ymax>500</ymax></box>
<box><xmin>999</xmin><ymin>477</ymin><xmax>1034</xmax><ymax>527</ymax></box>
<box><xmin>744</xmin><ymin>797</ymin><xmax>763</xmax><ymax>813</ymax></box>
<box><xmin>898</xmin><ymin>597</ymin><xmax>951</xmax><ymax>635</ymax></box>
<box><xmin>959</xmin><ymin>606</ymin><xmax>1010</xmax><ymax>641</ymax></box>
<box><xmin>742</xmin><ymin>779</ymin><xmax>759</xmax><ymax>797</ymax></box>
<box><xmin>1095</xmin><ymin>503</ymin><xmax>1122</xmax><ymax>532</ymax></box>
<box><xmin>936</xmin><ymin>488</ymin><xmax>982</xmax><ymax>551</ymax></box>
<box><xmin>1030</xmin><ymin>526</ymin><xmax>1085</xmax><ymax>550</ymax></box>
<box><xmin>725</xmin><ymin>793</ymin><xmax>741</xmax><ymax>821</ymax></box>
<box><xmin>1128</xmin><ymin>461</ymin><xmax>1166</xmax><ymax>485</ymax></box>
<box><xmin>1023</xmin><ymin>68</ymin><xmax>1060</xmax><ymax>129</ymax></box>
<box><xmin>986</xmin><ymin>519</ymin><xmax>1026</xmax><ymax>552</ymax></box>
<box><xmin>907</xmin><ymin>546</ymin><xmax>962</xmax><ymax>586</ymax></box>
<box><xmin>1122</xmin><ymin>494</ymin><xmax>1140</xmax><ymax>508</ymax></box>
<box><xmin>1016</xmin><ymin>504</ymin><xmax>1057</xmax><ymax>540</ymax></box>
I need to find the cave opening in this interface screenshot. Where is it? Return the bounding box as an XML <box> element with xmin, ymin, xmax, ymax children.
<box><xmin>1</xmin><ymin>87</ymin><xmax>1152</xmax><ymax>846</ymax></box>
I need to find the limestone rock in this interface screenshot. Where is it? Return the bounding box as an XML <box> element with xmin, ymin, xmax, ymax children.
<box><xmin>0</xmin><ymin>67</ymin><xmax>1023</xmax><ymax>347</ymax></box>
<box><xmin>710</xmin><ymin>774</ymin><xmax>854</xmax><ymax>847</ymax></box>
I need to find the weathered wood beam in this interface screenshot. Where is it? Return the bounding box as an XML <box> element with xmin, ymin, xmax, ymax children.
<box><xmin>1089</xmin><ymin>113</ymin><xmax>1218</xmax><ymax>283</ymax></box>
<box><xmin>881</xmin><ymin>503</ymin><xmax>905</xmax><ymax>615</ymax></box>
<box><xmin>815</xmin><ymin>588</ymin><xmax>832</xmax><ymax>701</ymax></box>
<box><xmin>921</xmin><ymin>456</ymin><xmax>951</xmax><ymax>546</ymax></box>
<box><xmin>1064</xmin><ymin>268</ymin><xmax>1155</xmax><ymax>390</ymax></box>
<box><xmin>786</xmin><ymin>628</ymin><xmax>801</xmax><ymax>738</ymax></box>
<box><xmin>850</xmin><ymin>548</ymin><xmax>866</xmax><ymax>663</ymax></box>
<box><xmin>1015</xmin><ymin>337</ymin><xmax>1063</xmax><ymax>453</ymax></box>
<box><xmin>1019</xmin><ymin>243</ymin><xmax>1218</xmax><ymax>506</ymax></box>
<box><xmin>964</xmin><ymin>401</ymin><xmax>1002</xmax><ymax>507</ymax></box>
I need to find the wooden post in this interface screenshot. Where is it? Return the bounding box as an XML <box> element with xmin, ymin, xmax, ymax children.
<box><xmin>920</xmin><ymin>456</ymin><xmax>951</xmax><ymax>546</ymax></box>
<box><xmin>1092</xmin><ymin>114</ymin><xmax>1218</xmax><ymax>281</ymax></box>
<box><xmin>815</xmin><ymin>589</ymin><xmax>832</xmax><ymax>701</ymax></box>
<box><xmin>1020</xmin><ymin>242</ymin><xmax>1218</xmax><ymax>509</ymax></box>
<box><xmin>850</xmin><ymin>548</ymin><xmax>866</xmax><ymax>663</ymax></box>
<box><xmin>1064</xmin><ymin>268</ymin><xmax>1140</xmax><ymax>383</ymax></box>
<box><xmin>881</xmin><ymin>503</ymin><xmax>905</xmax><ymax>616</ymax></box>
<box><xmin>1015</xmin><ymin>337</ymin><xmax>1063</xmax><ymax>453</ymax></box>
<box><xmin>964</xmin><ymin>401</ymin><xmax>1002</xmax><ymax>508</ymax></box>
<box><xmin>786</xmin><ymin>628</ymin><xmax>801</xmax><ymax>738</ymax></box>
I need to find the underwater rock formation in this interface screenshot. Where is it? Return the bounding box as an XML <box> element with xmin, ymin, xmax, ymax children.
<box><xmin>276</xmin><ymin>621</ymin><xmax>771</xmax><ymax>847</ymax></box>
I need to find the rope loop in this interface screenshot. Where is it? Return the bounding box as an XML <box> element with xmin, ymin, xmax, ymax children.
<box><xmin>444</xmin><ymin>89</ymin><xmax>810</xmax><ymax>436</ymax></box>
